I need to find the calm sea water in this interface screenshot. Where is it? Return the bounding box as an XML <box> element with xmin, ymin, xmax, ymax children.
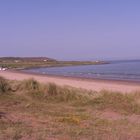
<box><xmin>24</xmin><ymin>60</ymin><xmax>140</xmax><ymax>82</ymax></box>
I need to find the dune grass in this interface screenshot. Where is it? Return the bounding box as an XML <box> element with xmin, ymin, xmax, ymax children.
<box><xmin>18</xmin><ymin>79</ymin><xmax>90</xmax><ymax>103</ymax></box>
<box><xmin>0</xmin><ymin>76</ymin><xmax>11</xmax><ymax>94</ymax></box>
<box><xmin>85</xmin><ymin>90</ymin><xmax>140</xmax><ymax>115</ymax></box>
<box><xmin>0</xmin><ymin>77</ymin><xmax>140</xmax><ymax>140</ymax></box>
<box><xmin>20</xmin><ymin>78</ymin><xmax>41</xmax><ymax>91</ymax></box>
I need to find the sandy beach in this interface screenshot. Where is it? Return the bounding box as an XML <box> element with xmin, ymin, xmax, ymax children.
<box><xmin>0</xmin><ymin>70</ymin><xmax>140</xmax><ymax>93</ymax></box>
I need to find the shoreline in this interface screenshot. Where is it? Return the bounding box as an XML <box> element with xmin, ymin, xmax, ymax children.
<box><xmin>0</xmin><ymin>70</ymin><xmax>140</xmax><ymax>93</ymax></box>
<box><xmin>19</xmin><ymin>70</ymin><xmax>140</xmax><ymax>85</ymax></box>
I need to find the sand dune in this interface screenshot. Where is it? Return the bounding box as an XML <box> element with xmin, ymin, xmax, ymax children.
<box><xmin>0</xmin><ymin>70</ymin><xmax>140</xmax><ymax>93</ymax></box>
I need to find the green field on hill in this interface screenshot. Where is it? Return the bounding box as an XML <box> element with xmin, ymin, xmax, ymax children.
<box><xmin>0</xmin><ymin>57</ymin><xmax>108</xmax><ymax>69</ymax></box>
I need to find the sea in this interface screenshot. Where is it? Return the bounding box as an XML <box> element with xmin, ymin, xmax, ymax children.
<box><xmin>24</xmin><ymin>60</ymin><xmax>140</xmax><ymax>82</ymax></box>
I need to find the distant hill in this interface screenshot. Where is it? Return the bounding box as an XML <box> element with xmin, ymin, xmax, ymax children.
<box><xmin>0</xmin><ymin>57</ymin><xmax>57</xmax><ymax>62</ymax></box>
<box><xmin>0</xmin><ymin>57</ymin><xmax>108</xmax><ymax>69</ymax></box>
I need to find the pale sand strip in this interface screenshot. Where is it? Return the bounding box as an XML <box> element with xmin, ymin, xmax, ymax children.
<box><xmin>0</xmin><ymin>71</ymin><xmax>140</xmax><ymax>93</ymax></box>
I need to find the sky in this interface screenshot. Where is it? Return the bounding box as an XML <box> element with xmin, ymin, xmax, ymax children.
<box><xmin>0</xmin><ymin>0</ymin><xmax>140</xmax><ymax>60</ymax></box>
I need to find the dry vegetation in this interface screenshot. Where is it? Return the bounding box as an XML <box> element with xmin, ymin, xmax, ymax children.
<box><xmin>0</xmin><ymin>76</ymin><xmax>140</xmax><ymax>140</ymax></box>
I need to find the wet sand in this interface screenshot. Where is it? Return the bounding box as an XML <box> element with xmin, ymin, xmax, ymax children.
<box><xmin>0</xmin><ymin>70</ymin><xmax>140</xmax><ymax>93</ymax></box>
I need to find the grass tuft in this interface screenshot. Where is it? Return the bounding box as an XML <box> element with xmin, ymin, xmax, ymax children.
<box><xmin>19</xmin><ymin>79</ymin><xmax>47</xmax><ymax>100</ymax></box>
<box><xmin>47</xmin><ymin>83</ymin><xmax>58</xmax><ymax>96</ymax></box>
<box><xmin>20</xmin><ymin>78</ymin><xmax>40</xmax><ymax>91</ymax></box>
<box><xmin>46</xmin><ymin>83</ymin><xmax>89</xmax><ymax>103</ymax></box>
<box><xmin>0</xmin><ymin>76</ymin><xmax>11</xmax><ymax>94</ymax></box>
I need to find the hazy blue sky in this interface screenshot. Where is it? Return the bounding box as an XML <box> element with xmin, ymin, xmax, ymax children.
<box><xmin>0</xmin><ymin>0</ymin><xmax>140</xmax><ymax>60</ymax></box>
